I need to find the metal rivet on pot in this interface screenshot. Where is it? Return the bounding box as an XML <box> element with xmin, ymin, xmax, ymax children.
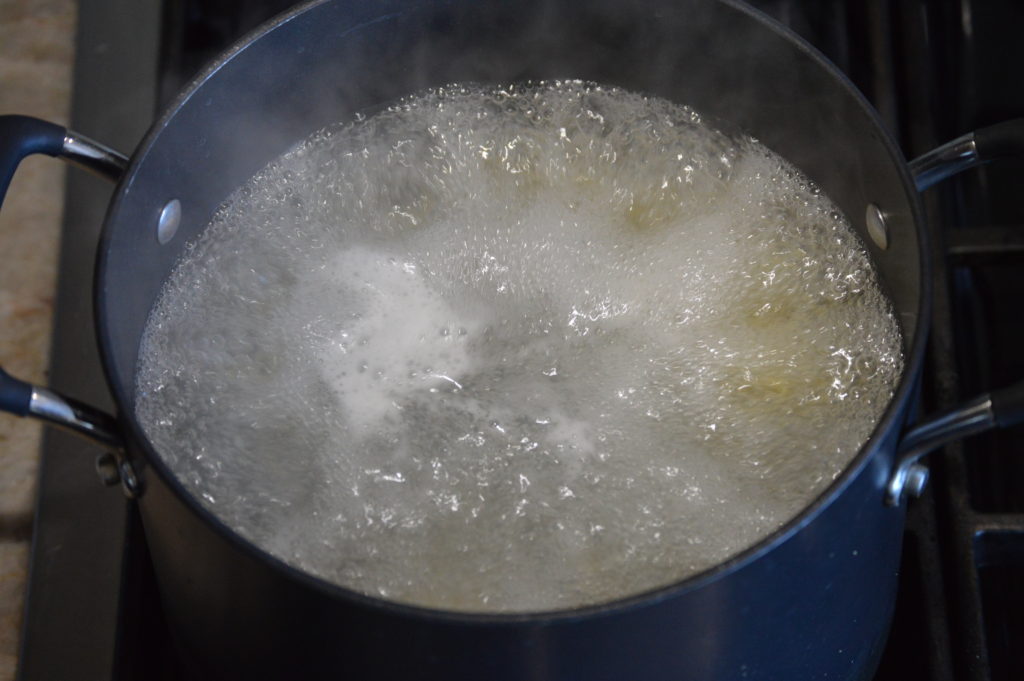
<box><xmin>904</xmin><ymin>463</ymin><xmax>930</xmax><ymax>499</ymax></box>
<box><xmin>157</xmin><ymin>198</ymin><xmax>182</xmax><ymax>245</ymax></box>
<box><xmin>865</xmin><ymin>203</ymin><xmax>889</xmax><ymax>250</ymax></box>
<box><xmin>94</xmin><ymin>452</ymin><xmax>121</xmax><ymax>487</ymax></box>
<box><xmin>119</xmin><ymin>460</ymin><xmax>142</xmax><ymax>499</ymax></box>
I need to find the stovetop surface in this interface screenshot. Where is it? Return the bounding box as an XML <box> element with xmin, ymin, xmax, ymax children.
<box><xmin>17</xmin><ymin>1</ymin><xmax>1024</xmax><ymax>679</ymax></box>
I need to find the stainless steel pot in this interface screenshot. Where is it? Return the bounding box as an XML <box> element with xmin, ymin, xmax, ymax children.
<box><xmin>2</xmin><ymin>1</ymin><xmax>1023</xmax><ymax>679</ymax></box>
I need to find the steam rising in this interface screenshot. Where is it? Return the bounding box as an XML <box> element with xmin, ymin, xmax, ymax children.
<box><xmin>135</xmin><ymin>82</ymin><xmax>903</xmax><ymax>612</ymax></box>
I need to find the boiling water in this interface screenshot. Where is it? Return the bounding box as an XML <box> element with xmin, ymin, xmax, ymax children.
<box><xmin>135</xmin><ymin>82</ymin><xmax>903</xmax><ymax>612</ymax></box>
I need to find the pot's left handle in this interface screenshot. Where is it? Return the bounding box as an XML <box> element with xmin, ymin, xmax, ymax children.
<box><xmin>0</xmin><ymin>115</ymin><xmax>129</xmax><ymax>453</ymax></box>
<box><xmin>0</xmin><ymin>368</ymin><xmax>122</xmax><ymax>450</ymax></box>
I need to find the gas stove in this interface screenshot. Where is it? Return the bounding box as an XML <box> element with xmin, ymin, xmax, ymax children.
<box><xmin>16</xmin><ymin>1</ymin><xmax>1024</xmax><ymax>679</ymax></box>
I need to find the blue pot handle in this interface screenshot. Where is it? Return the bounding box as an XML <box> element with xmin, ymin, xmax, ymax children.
<box><xmin>887</xmin><ymin>119</ymin><xmax>1024</xmax><ymax>505</ymax></box>
<box><xmin>0</xmin><ymin>115</ymin><xmax>127</xmax><ymax>451</ymax></box>
<box><xmin>0</xmin><ymin>367</ymin><xmax>32</xmax><ymax>417</ymax></box>
<box><xmin>910</xmin><ymin>118</ymin><xmax>1024</xmax><ymax>191</ymax></box>
<box><xmin>0</xmin><ymin>115</ymin><xmax>67</xmax><ymax>201</ymax></box>
<box><xmin>0</xmin><ymin>116</ymin><xmax>67</xmax><ymax>417</ymax></box>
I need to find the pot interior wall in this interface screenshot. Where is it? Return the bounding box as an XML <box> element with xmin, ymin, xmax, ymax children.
<box><xmin>98</xmin><ymin>0</ymin><xmax>922</xmax><ymax>427</ymax></box>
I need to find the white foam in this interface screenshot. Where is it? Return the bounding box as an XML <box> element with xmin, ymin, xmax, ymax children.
<box><xmin>135</xmin><ymin>81</ymin><xmax>903</xmax><ymax>613</ymax></box>
<box><xmin>297</xmin><ymin>246</ymin><xmax>487</xmax><ymax>435</ymax></box>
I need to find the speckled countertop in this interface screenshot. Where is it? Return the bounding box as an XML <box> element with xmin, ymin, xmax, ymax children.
<box><xmin>0</xmin><ymin>0</ymin><xmax>75</xmax><ymax>676</ymax></box>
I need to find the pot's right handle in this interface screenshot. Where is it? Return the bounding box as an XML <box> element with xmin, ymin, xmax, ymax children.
<box><xmin>0</xmin><ymin>115</ymin><xmax>128</xmax><ymax>451</ymax></box>
<box><xmin>887</xmin><ymin>384</ymin><xmax>1024</xmax><ymax>506</ymax></box>
<box><xmin>910</xmin><ymin>118</ymin><xmax>1024</xmax><ymax>191</ymax></box>
<box><xmin>887</xmin><ymin>118</ymin><xmax>1024</xmax><ymax>506</ymax></box>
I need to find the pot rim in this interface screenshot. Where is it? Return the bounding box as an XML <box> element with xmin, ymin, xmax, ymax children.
<box><xmin>95</xmin><ymin>0</ymin><xmax>931</xmax><ymax>624</ymax></box>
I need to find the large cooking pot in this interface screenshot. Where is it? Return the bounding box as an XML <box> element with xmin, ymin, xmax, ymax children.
<box><xmin>3</xmin><ymin>0</ymin><xmax>1024</xmax><ymax>679</ymax></box>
